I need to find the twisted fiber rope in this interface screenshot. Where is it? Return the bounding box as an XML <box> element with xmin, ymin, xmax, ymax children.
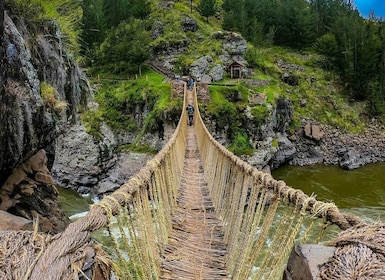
<box><xmin>193</xmin><ymin>93</ymin><xmax>363</xmax><ymax>230</ymax></box>
<box><xmin>24</xmin><ymin>84</ymin><xmax>190</xmax><ymax>279</ymax></box>
<box><xmin>320</xmin><ymin>223</ymin><xmax>385</xmax><ymax>279</ymax></box>
<box><xmin>191</xmin><ymin>90</ymin><xmax>367</xmax><ymax>279</ymax></box>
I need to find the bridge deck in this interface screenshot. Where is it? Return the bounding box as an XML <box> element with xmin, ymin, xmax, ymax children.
<box><xmin>160</xmin><ymin>107</ymin><xmax>230</xmax><ymax>279</ymax></box>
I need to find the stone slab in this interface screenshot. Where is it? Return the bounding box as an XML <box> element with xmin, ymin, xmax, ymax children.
<box><xmin>283</xmin><ymin>244</ymin><xmax>336</xmax><ymax>280</ymax></box>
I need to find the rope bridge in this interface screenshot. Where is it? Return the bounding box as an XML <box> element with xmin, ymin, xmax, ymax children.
<box><xmin>0</xmin><ymin>82</ymin><xmax>383</xmax><ymax>280</ymax></box>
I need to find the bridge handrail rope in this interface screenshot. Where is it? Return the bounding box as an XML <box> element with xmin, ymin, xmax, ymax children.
<box><xmin>191</xmin><ymin>84</ymin><xmax>365</xmax><ymax>279</ymax></box>
<box><xmin>192</xmin><ymin>87</ymin><xmax>363</xmax><ymax>230</ymax></box>
<box><xmin>19</xmin><ymin>82</ymin><xmax>190</xmax><ymax>280</ymax></box>
<box><xmin>0</xmin><ymin>81</ymin><xmax>368</xmax><ymax>280</ymax></box>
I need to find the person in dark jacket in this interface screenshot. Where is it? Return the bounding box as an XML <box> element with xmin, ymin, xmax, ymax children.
<box><xmin>186</xmin><ymin>104</ymin><xmax>194</xmax><ymax>126</ymax></box>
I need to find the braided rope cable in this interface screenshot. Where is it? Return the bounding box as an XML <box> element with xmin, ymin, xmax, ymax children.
<box><xmin>27</xmin><ymin>81</ymin><xmax>189</xmax><ymax>279</ymax></box>
<box><xmin>193</xmin><ymin>93</ymin><xmax>362</xmax><ymax>230</ymax></box>
<box><xmin>21</xmin><ymin>79</ymin><xmax>366</xmax><ymax>279</ymax></box>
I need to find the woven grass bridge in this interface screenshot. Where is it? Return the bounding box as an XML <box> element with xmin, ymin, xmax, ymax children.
<box><xmin>2</xmin><ymin>82</ymin><xmax>385</xmax><ymax>280</ymax></box>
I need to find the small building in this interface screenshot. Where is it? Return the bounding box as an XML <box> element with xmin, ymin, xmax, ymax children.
<box><xmin>228</xmin><ymin>61</ymin><xmax>248</xmax><ymax>79</ymax></box>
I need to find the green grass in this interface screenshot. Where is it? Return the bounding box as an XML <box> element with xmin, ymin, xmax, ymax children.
<box><xmin>244</xmin><ymin>46</ymin><xmax>366</xmax><ymax>133</ymax></box>
<box><xmin>82</xmin><ymin>69</ymin><xmax>172</xmax><ymax>139</ymax></box>
<box><xmin>80</xmin><ymin>0</ymin><xmax>368</xmax><ymax>150</ymax></box>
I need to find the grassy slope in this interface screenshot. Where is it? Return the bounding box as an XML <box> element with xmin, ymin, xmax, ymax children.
<box><xmin>148</xmin><ymin>0</ymin><xmax>367</xmax><ymax>134</ymax></box>
<box><xmin>251</xmin><ymin>47</ymin><xmax>365</xmax><ymax>133</ymax></box>
<box><xmin>40</xmin><ymin>0</ymin><xmax>369</xmax><ymax>150</ymax></box>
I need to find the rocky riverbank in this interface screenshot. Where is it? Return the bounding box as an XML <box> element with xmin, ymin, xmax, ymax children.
<box><xmin>289</xmin><ymin>121</ymin><xmax>385</xmax><ymax>170</ymax></box>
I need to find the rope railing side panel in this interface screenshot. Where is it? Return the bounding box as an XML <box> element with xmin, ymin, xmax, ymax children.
<box><xmin>22</xmin><ymin>82</ymin><xmax>190</xmax><ymax>280</ymax></box>
<box><xmin>192</xmin><ymin>86</ymin><xmax>365</xmax><ymax>279</ymax></box>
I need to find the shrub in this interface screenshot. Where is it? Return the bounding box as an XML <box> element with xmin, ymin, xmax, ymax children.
<box><xmin>228</xmin><ymin>131</ymin><xmax>254</xmax><ymax>155</ymax></box>
<box><xmin>40</xmin><ymin>82</ymin><xmax>67</xmax><ymax>112</ymax></box>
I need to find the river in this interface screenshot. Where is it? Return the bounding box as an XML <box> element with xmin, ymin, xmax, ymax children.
<box><xmin>57</xmin><ymin>187</ymin><xmax>94</xmax><ymax>219</ymax></box>
<box><xmin>57</xmin><ymin>162</ymin><xmax>385</xmax><ymax>232</ymax></box>
<box><xmin>272</xmin><ymin>163</ymin><xmax>385</xmax><ymax>223</ymax></box>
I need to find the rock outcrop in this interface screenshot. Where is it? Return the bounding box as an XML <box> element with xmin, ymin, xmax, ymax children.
<box><xmin>0</xmin><ymin>7</ymin><xmax>89</xmax><ymax>232</ymax></box>
<box><xmin>52</xmin><ymin>123</ymin><xmax>155</xmax><ymax>196</ymax></box>
<box><xmin>0</xmin><ymin>149</ymin><xmax>69</xmax><ymax>233</ymax></box>
<box><xmin>289</xmin><ymin>122</ymin><xmax>385</xmax><ymax>170</ymax></box>
<box><xmin>0</xmin><ymin>11</ymin><xmax>89</xmax><ymax>184</ymax></box>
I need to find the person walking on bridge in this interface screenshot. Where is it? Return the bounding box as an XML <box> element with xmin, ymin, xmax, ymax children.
<box><xmin>186</xmin><ymin>104</ymin><xmax>194</xmax><ymax>126</ymax></box>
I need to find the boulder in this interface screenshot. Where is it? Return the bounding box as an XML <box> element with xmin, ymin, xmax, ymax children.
<box><xmin>304</xmin><ymin>122</ymin><xmax>325</xmax><ymax>141</ymax></box>
<box><xmin>0</xmin><ymin>210</ymin><xmax>32</xmax><ymax>231</ymax></box>
<box><xmin>283</xmin><ymin>245</ymin><xmax>336</xmax><ymax>280</ymax></box>
<box><xmin>269</xmin><ymin>135</ymin><xmax>296</xmax><ymax>170</ymax></box>
<box><xmin>0</xmin><ymin>149</ymin><xmax>69</xmax><ymax>233</ymax></box>
<box><xmin>190</xmin><ymin>56</ymin><xmax>213</xmax><ymax>80</ymax></box>
<box><xmin>52</xmin><ymin>124</ymin><xmax>117</xmax><ymax>193</ymax></box>
<box><xmin>338</xmin><ymin>148</ymin><xmax>371</xmax><ymax>170</ymax></box>
<box><xmin>181</xmin><ymin>16</ymin><xmax>198</xmax><ymax>32</ymax></box>
<box><xmin>152</xmin><ymin>40</ymin><xmax>190</xmax><ymax>56</ymax></box>
<box><xmin>281</xmin><ymin>72</ymin><xmax>299</xmax><ymax>86</ymax></box>
<box><xmin>209</xmin><ymin>64</ymin><xmax>224</xmax><ymax>82</ymax></box>
<box><xmin>94</xmin><ymin>152</ymin><xmax>152</xmax><ymax>195</ymax></box>
<box><xmin>221</xmin><ymin>32</ymin><xmax>247</xmax><ymax>56</ymax></box>
<box><xmin>201</xmin><ymin>74</ymin><xmax>212</xmax><ymax>83</ymax></box>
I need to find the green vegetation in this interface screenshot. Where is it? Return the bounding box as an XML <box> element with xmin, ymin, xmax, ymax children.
<box><xmin>228</xmin><ymin>130</ymin><xmax>254</xmax><ymax>155</ymax></box>
<box><xmin>222</xmin><ymin>0</ymin><xmax>385</xmax><ymax>118</ymax></box>
<box><xmin>10</xmin><ymin>0</ymin><xmax>385</xmax><ymax>153</ymax></box>
<box><xmin>6</xmin><ymin>0</ymin><xmax>81</xmax><ymax>52</ymax></box>
<box><xmin>243</xmin><ymin>46</ymin><xmax>365</xmax><ymax>133</ymax></box>
<box><xmin>197</xmin><ymin>0</ymin><xmax>217</xmax><ymax>22</ymax></box>
<box><xmin>82</xmin><ymin>69</ymin><xmax>174</xmax><ymax>144</ymax></box>
<box><xmin>40</xmin><ymin>82</ymin><xmax>67</xmax><ymax>113</ymax></box>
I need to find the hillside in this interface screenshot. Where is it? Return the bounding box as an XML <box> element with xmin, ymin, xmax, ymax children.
<box><xmin>2</xmin><ymin>0</ymin><xmax>384</xmax><ymax>201</ymax></box>
<box><xmin>70</xmin><ymin>0</ymin><xmax>385</xmax><ymax>177</ymax></box>
<box><xmin>1</xmin><ymin>0</ymin><xmax>385</xmax><ymax>234</ymax></box>
<box><xmin>83</xmin><ymin>0</ymin><xmax>369</xmax><ymax>148</ymax></box>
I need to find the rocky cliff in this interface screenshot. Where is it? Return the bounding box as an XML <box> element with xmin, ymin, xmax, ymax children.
<box><xmin>0</xmin><ymin>7</ymin><xmax>90</xmax><ymax>233</ymax></box>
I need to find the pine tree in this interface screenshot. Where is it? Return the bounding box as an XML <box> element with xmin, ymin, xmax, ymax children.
<box><xmin>103</xmin><ymin>0</ymin><xmax>131</xmax><ymax>27</ymax></box>
<box><xmin>131</xmin><ymin>0</ymin><xmax>151</xmax><ymax>20</ymax></box>
<box><xmin>197</xmin><ymin>0</ymin><xmax>216</xmax><ymax>22</ymax></box>
<box><xmin>274</xmin><ymin>0</ymin><xmax>314</xmax><ymax>47</ymax></box>
<box><xmin>80</xmin><ymin>0</ymin><xmax>106</xmax><ymax>60</ymax></box>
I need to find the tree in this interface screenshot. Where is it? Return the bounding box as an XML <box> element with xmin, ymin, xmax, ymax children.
<box><xmin>131</xmin><ymin>0</ymin><xmax>151</xmax><ymax>20</ymax></box>
<box><xmin>273</xmin><ymin>0</ymin><xmax>314</xmax><ymax>47</ymax></box>
<box><xmin>222</xmin><ymin>0</ymin><xmax>243</xmax><ymax>31</ymax></box>
<box><xmin>80</xmin><ymin>0</ymin><xmax>106</xmax><ymax>61</ymax></box>
<box><xmin>103</xmin><ymin>0</ymin><xmax>131</xmax><ymax>27</ymax></box>
<box><xmin>98</xmin><ymin>20</ymin><xmax>151</xmax><ymax>74</ymax></box>
<box><xmin>197</xmin><ymin>0</ymin><xmax>216</xmax><ymax>22</ymax></box>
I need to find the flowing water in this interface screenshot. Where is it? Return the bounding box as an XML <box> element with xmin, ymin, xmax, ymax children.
<box><xmin>272</xmin><ymin>163</ymin><xmax>385</xmax><ymax>223</ymax></box>
<box><xmin>57</xmin><ymin>187</ymin><xmax>93</xmax><ymax>219</ymax></box>
<box><xmin>56</xmin><ymin>162</ymin><xmax>385</xmax><ymax>257</ymax></box>
<box><xmin>57</xmin><ymin>162</ymin><xmax>385</xmax><ymax>223</ymax></box>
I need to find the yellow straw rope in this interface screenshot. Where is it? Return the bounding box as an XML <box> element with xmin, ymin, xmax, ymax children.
<box><xmin>8</xmin><ymin>82</ymin><xmax>365</xmax><ymax>280</ymax></box>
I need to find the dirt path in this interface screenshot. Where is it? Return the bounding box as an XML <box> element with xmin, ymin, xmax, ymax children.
<box><xmin>160</xmin><ymin>92</ymin><xmax>229</xmax><ymax>280</ymax></box>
